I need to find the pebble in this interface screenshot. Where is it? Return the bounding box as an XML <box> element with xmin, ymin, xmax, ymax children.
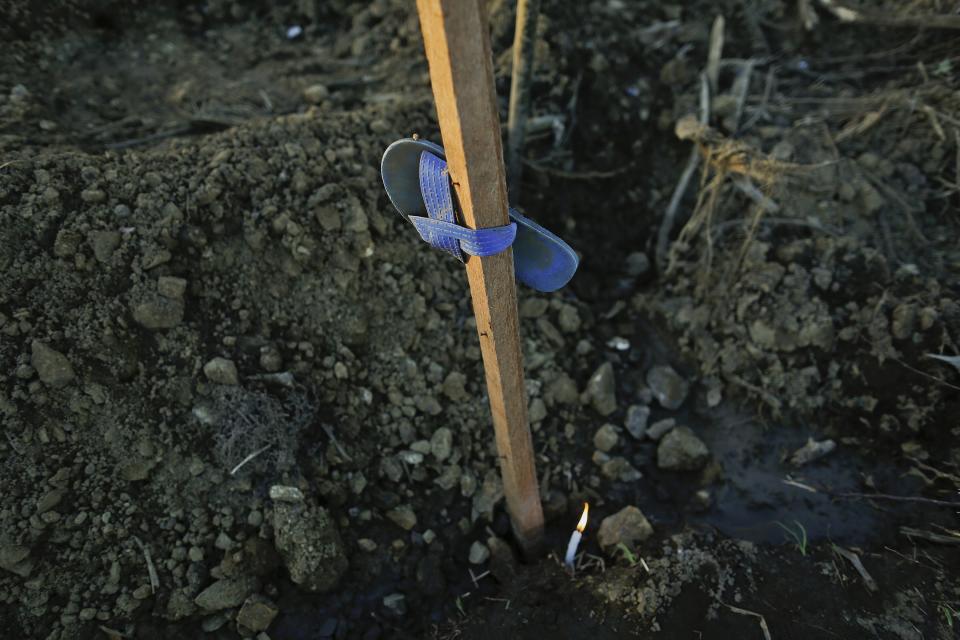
<box><xmin>891</xmin><ymin>303</ymin><xmax>916</xmax><ymax>340</ymax></box>
<box><xmin>528</xmin><ymin>397</ymin><xmax>547</xmax><ymax>423</ymax></box>
<box><xmin>586</xmin><ymin>362</ymin><xmax>617</xmax><ymax>416</ymax></box>
<box><xmin>441</xmin><ymin>371</ymin><xmax>468</xmax><ymax>402</ymax></box>
<box><xmin>203</xmin><ymin>357</ymin><xmax>238</xmax><ymax>385</ymax></box>
<box><xmin>273</xmin><ymin>500</ymin><xmax>348</xmax><ymax>592</ymax></box>
<box><xmin>132</xmin><ymin>298</ymin><xmax>183</xmax><ymax>330</ymax></box>
<box><xmin>624</xmin><ymin>405</ymin><xmax>650</xmax><ymax>440</ymax></box>
<box><xmin>157</xmin><ymin>276</ymin><xmax>187</xmax><ymax>300</ymax></box>
<box><xmin>54</xmin><ymin>229</ymin><xmax>83</xmax><ymax>257</ymax></box>
<box><xmin>646</xmin><ymin>418</ymin><xmax>675</xmax><ymax>441</ymax></box>
<box><xmin>385</xmin><ymin>505</ymin><xmax>417</xmax><ymax>530</ymax></box>
<box><xmin>0</xmin><ymin>545</ymin><xmax>32</xmax><ymax>577</ymax></box>
<box><xmin>593</xmin><ymin>424</ymin><xmax>619</xmax><ymax>453</ymax></box>
<box><xmin>357</xmin><ymin>539</ymin><xmax>377</xmax><ymax>552</ymax></box>
<box><xmin>429</xmin><ymin>427</ymin><xmax>453</xmax><ymax>461</ymax></box>
<box><xmin>597</xmin><ymin>506</ymin><xmax>653</xmax><ymax>553</ymax></box>
<box><xmin>194</xmin><ymin>577</ymin><xmax>256</xmax><ymax>611</ymax></box>
<box><xmin>646</xmin><ymin>365</ymin><xmax>689</xmax><ymax>410</ymax></box>
<box><xmin>789</xmin><ymin>438</ymin><xmax>836</xmax><ymax>467</ymax></box>
<box><xmin>468</xmin><ymin>541</ymin><xmax>490</xmax><ymax>565</ymax></box>
<box><xmin>601</xmin><ymin>457</ymin><xmax>642</xmax><ymax>482</ymax></box>
<box><xmin>237</xmin><ymin>595</ymin><xmax>279</xmax><ymax>632</ymax></box>
<box><xmin>88</xmin><ymin>231</ymin><xmax>121</xmax><ymax>262</ymax></box>
<box><xmin>545</xmin><ymin>373</ymin><xmax>579</xmax><ymax>405</ymax></box>
<box><xmin>383</xmin><ymin>593</ymin><xmax>407</xmax><ymax>616</ymax></box>
<box><xmin>80</xmin><ymin>188</ymin><xmax>106</xmax><ymax>204</ymax></box>
<box><xmin>657</xmin><ymin>426</ymin><xmax>710</xmax><ymax>471</ymax></box>
<box><xmin>269</xmin><ymin>485</ymin><xmax>304</xmax><ymax>502</ymax></box>
<box><xmin>30</xmin><ymin>341</ymin><xmax>75</xmax><ymax>388</ymax></box>
<box><xmin>303</xmin><ymin>84</ymin><xmax>330</xmax><ymax>104</ymax></box>
<box><xmin>557</xmin><ymin>304</ymin><xmax>581</xmax><ymax>333</ymax></box>
<box><xmin>519</xmin><ymin>298</ymin><xmax>548</xmax><ymax>318</ymax></box>
<box><xmin>625</xmin><ymin>251</ymin><xmax>650</xmax><ymax>276</ymax></box>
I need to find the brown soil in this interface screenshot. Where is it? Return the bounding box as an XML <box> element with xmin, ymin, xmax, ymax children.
<box><xmin>1</xmin><ymin>1</ymin><xmax>958</xmax><ymax>639</ymax></box>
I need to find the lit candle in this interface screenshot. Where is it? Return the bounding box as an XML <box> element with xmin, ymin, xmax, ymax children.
<box><xmin>564</xmin><ymin>502</ymin><xmax>589</xmax><ymax>570</ymax></box>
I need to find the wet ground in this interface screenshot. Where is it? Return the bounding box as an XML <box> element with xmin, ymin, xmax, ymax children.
<box><xmin>2</xmin><ymin>1</ymin><xmax>959</xmax><ymax>639</ymax></box>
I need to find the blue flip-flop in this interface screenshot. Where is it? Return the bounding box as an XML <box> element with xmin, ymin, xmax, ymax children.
<box><xmin>380</xmin><ymin>138</ymin><xmax>579</xmax><ymax>293</ymax></box>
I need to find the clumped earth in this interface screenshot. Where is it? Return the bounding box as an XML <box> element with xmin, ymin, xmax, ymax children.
<box><xmin>2</xmin><ymin>1</ymin><xmax>959</xmax><ymax>639</ymax></box>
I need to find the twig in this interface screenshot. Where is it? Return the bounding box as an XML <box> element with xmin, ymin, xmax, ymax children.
<box><xmin>321</xmin><ymin>424</ymin><xmax>352</xmax><ymax>461</ymax></box>
<box><xmin>816</xmin><ymin>0</ymin><xmax>960</xmax><ymax>29</ymax></box>
<box><xmin>723</xmin><ymin>603</ymin><xmax>772</xmax><ymax>640</ymax></box>
<box><xmin>706</xmin><ymin>16</ymin><xmax>725</xmax><ymax>96</ymax></box>
<box><xmin>832</xmin><ymin>546</ymin><xmax>878</xmax><ymax>592</ymax></box>
<box><xmin>133</xmin><ymin>536</ymin><xmax>159</xmax><ymax>594</ymax></box>
<box><xmin>506</xmin><ymin>0</ymin><xmax>542</xmax><ymax>201</ymax></box>
<box><xmin>732</xmin><ymin>59</ymin><xmax>756</xmax><ymax>135</ymax></box>
<box><xmin>731</xmin><ymin>176</ymin><xmax>779</xmax><ymax>212</ymax></box>
<box><xmin>229</xmin><ymin>443</ymin><xmax>272</xmax><ymax>476</ymax></box>
<box><xmin>522</xmin><ymin>157</ymin><xmax>627</xmax><ymax>180</ymax></box>
<box><xmin>657</xmin><ymin>74</ymin><xmax>710</xmax><ymax>271</ymax></box>
<box><xmin>901</xmin><ymin>527</ymin><xmax>960</xmax><ymax>545</ymax></box>
<box><xmin>783</xmin><ymin>479</ymin><xmax>960</xmax><ymax>508</ymax></box>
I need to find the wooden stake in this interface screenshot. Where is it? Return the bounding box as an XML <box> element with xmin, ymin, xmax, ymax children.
<box><xmin>415</xmin><ymin>0</ymin><xmax>544</xmax><ymax>554</ymax></box>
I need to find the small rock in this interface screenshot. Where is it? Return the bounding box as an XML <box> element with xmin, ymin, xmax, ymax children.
<box><xmin>397</xmin><ymin>450</ymin><xmax>424</xmax><ymax>465</ymax></box>
<box><xmin>557</xmin><ymin>304</ymin><xmax>581</xmax><ymax>333</ymax></box>
<box><xmin>624</xmin><ymin>405</ymin><xmax>650</xmax><ymax>440</ymax></box>
<box><xmin>36</xmin><ymin>488</ymin><xmax>65</xmax><ymax>514</ymax></box>
<box><xmin>468</xmin><ymin>541</ymin><xmax>490</xmax><ymax>565</ymax></box>
<box><xmin>646</xmin><ymin>365</ymin><xmax>689</xmax><ymax>410</ymax></box>
<box><xmin>441</xmin><ymin>371</ymin><xmax>468</xmax><ymax>402</ymax></box>
<box><xmin>203</xmin><ymin>357</ymin><xmax>238</xmax><ymax>385</ymax></box>
<box><xmin>386</xmin><ymin>505</ymin><xmax>417</xmax><ymax>530</ymax></box>
<box><xmin>269</xmin><ymin>485</ymin><xmax>304</xmax><ymax>502</ymax></box>
<box><xmin>891</xmin><ymin>303</ymin><xmax>916</xmax><ymax>340</ymax></box>
<box><xmin>586</xmin><ymin>362</ymin><xmax>617</xmax><ymax>416</ymax></box>
<box><xmin>528</xmin><ymin>397</ymin><xmax>547</xmax><ymax>423</ymax></box>
<box><xmin>237</xmin><ymin>595</ymin><xmax>278</xmax><ymax>632</ymax></box>
<box><xmin>80</xmin><ymin>188</ymin><xmax>106</xmax><ymax>204</ymax></box>
<box><xmin>383</xmin><ymin>593</ymin><xmax>407</xmax><ymax>616</ymax></box>
<box><xmin>429</xmin><ymin>427</ymin><xmax>453</xmax><ymax>461</ymax></box>
<box><xmin>625</xmin><ymin>251</ymin><xmax>650</xmax><ymax>277</ymax></box>
<box><xmin>519</xmin><ymin>298</ymin><xmax>548</xmax><ymax>318</ymax></box>
<box><xmin>31</xmin><ymin>341</ymin><xmax>75</xmax><ymax>388</ymax></box>
<box><xmin>646</xmin><ymin>418</ymin><xmax>675</xmax><ymax>441</ymax></box>
<box><xmin>89</xmin><ymin>231</ymin><xmax>121</xmax><ymax>262</ymax></box>
<box><xmin>194</xmin><ymin>577</ymin><xmax>256</xmax><ymax>611</ymax></box>
<box><xmin>789</xmin><ymin>438</ymin><xmax>836</xmax><ymax>467</ymax></box>
<box><xmin>597</xmin><ymin>506</ymin><xmax>653</xmax><ymax>553</ymax></box>
<box><xmin>593</xmin><ymin>424</ymin><xmax>619</xmax><ymax>453</ymax></box>
<box><xmin>132</xmin><ymin>297</ymin><xmax>183</xmax><ymax>330</ymax></box>
<box><xmin>486</xmin><ymin>536</ymin><xmax>517</xmax><ymax>582</ymax></box>
<box><xmin>157</xmin><ymin>276</ymin><xmax>187</xmax><ymax>300</ymax></box>
<box><xmin>357</xmin><ymin>539</ymin><xmax>377</xmax><ymax>552</ymax></box>
<box><xmin>545</xmin><ymin>373</ymin><xmax>579</xmax><ymax>405</ymax></box>
<box><xmin>303</xmin><ymin>84</ymin><xmax>329</xmax><ymax>104</ymax></box>
<box><xmin>601</xmin><ymin>457</ymin><xmax>642</xmax><ymax>482</ymax></box>
<box><xmin>273</xmin><ymin>500</ymin><xmax>348</xmax><ymax>592</ymax></box>
<box><xmin>54</xmin><ymin>229</ymin><xmax>83</xmax><ymax>257</ymax></box>
<box><xmin>0</xmin><ymin>545</ymin><xmax>32</xmax><ymax>577</ymax></box>
<box><xmin>657</xmin><ymin>426</ymin><xmax>709</xmax><ymax>471</ymax></box>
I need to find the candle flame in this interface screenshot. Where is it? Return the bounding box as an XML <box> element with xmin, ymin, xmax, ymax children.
<box><xmin>576</xmin><ymin>502</ymin><xmax>589</xmax><ymax>532</ymax></box>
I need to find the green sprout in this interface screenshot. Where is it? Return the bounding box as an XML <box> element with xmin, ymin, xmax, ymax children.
<box><xmin>939</xmin><ymin>603</ymin><xmax>959</xmax><ymax>629</ymax></box>
<box><xmin>616</xmin><ymin>542</ymin><xmax>639</xmax><ymax>567</ymax></box>
<box><xmin>775</xmin><ymin>520</ymin><xmax>808</xmax><ymax>556</ymax></box>
<box><xmin>934</xmin><ymin>59</ymin><xmax>954</xmax><ymax>77</ymax></box>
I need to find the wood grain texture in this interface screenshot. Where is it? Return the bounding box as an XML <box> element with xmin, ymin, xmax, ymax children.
<box><xmin>416</xmin><ymin>0</ymin><xmax>544</xmax><ymax>553</ymax></box>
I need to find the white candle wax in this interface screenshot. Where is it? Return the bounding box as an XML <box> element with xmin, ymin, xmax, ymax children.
<box><xmin>564</xmin><ymin>529</ymin><xmax>582</xmax><ymax>568</ymax></box>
